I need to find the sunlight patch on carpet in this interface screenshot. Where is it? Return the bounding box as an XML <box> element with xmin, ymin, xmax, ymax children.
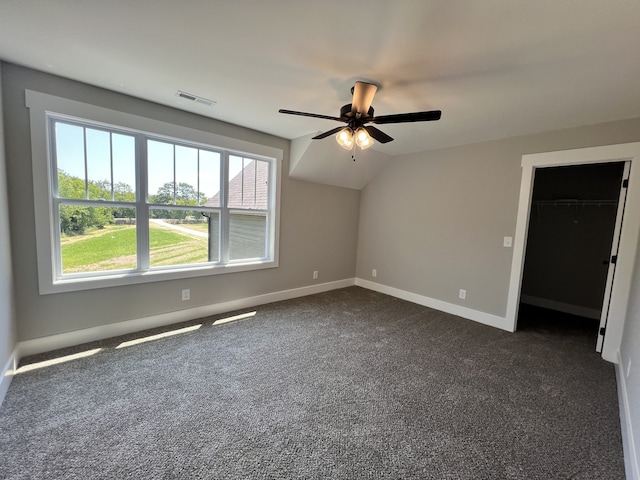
<box><xmin>15</xmin><ymin>348</ymin><xmax>103</xmax><ymax>374</ymax></box>
<box><xmin>213</xmin><ymin>311</ymin><xmax>257</xmax><ymax>326</ymax></box>
<box><xmin>116</xmin><ymin>324</ymin><xmax>202</xmax><ymax>349</ymax></box>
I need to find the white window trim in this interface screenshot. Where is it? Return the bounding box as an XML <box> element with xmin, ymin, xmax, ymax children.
<box><xmin>26</xmin><ymin>90</ymin><xmax>282</xmax><ymax>295</ymax></box>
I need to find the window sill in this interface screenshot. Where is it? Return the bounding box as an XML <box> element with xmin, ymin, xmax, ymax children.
<box><xmin>42</xmin><ymin>260</ymin><xmax>278</xmax><ymax>295</ymax></box>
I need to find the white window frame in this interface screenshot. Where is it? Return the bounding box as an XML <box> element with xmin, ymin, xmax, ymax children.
<box><xmin>26</xmin><ymin>90</ymin><xmax>282</xmax><ymax>294</ymax></box>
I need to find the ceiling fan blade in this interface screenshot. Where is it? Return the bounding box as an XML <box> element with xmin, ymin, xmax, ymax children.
<box><xmin>365</xmin><ymin>126</ymin><xmax>394</xmax><ymax>144</ymax></box>
<box><xmin>312</xmin><ymin>126</ymin><xmax>345</xmax><ymax>140</ymax></box>
<box><xmin>351</xmin><ymin>82</ymin><xmax>378</xmax><ymax>116</ymax></box>
<box><xmin>278</xmin><ymin>109</ymin><xmax>343</xmax><ymax>122</ymax></box>
<box><xmin>370</xmin><ymin>110</ymin><xmax>442</xmax><ymax>124</ymax></box>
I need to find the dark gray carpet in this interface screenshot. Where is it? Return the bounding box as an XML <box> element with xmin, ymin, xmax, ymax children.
<box><xmin>0</xmin><ymin>287</ymin><xmax>625</xmax><ymax>479</ymax></box>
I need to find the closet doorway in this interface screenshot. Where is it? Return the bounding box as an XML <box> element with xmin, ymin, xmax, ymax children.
<box><xmin>519</xmin><ymin>162</ymin><xmax>628</xmax><ymax>352</ymax></box>
<box><xmin>506</xmin><ymin>142</ymin><xmax>640</xmax><ymax>362</ymax></box>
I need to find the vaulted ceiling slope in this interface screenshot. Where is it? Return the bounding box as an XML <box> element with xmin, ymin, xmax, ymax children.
<box><xmin>1</xmin><ymin>1</ymin><xmax>640</xmax><ymax>189</ymax></box>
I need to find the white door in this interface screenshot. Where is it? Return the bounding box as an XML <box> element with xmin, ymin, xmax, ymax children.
<box><xmin>596</xmin><ymin>161</ymin><xmax>631</xmax><ymax>352</ymax></box>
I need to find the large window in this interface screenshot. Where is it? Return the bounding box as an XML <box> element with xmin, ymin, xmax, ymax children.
<box><xmin>27</xmin><ymin>91</ymin><xmax>281</xmax><ymax>294</ymax></box>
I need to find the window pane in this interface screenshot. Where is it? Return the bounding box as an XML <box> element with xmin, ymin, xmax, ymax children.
<box><xmin>86</xmin><ymin>128</ymin><xmax>111</xmax><ymax>200</ymax></box>
<box><xmin>113</xmin><ymin>133</ymin><xmax>136</xmax><ymax>201</ymax></box>
<box><xmin>207</xmin><ymin>212</ymin><xmax>220</xmax><ymax>262</ymax></box>
<box><xmin>227</xmin><ymin>157</ymin><xmax>269</xmax><ymax>209</ymax></box>
<box><xmin>228</xmin><ymin>155</ymin><xmax>244</xmax><ymax>208</ymax></box>
<box><xmin>255</xmin><ymin>160</ymin><xmax>269</xmax><ymax>210</ymax></box>
<box><xmin>58</xmin><ymin>171</ymin><xmax>87</xmax><ymax>200</ymax></box>
<box><xmin>199</xmin><ymin>150</ymin><xmax>220</xmax><ymax>207</ymax></box>
<box><xmin>55</xmin><ymin>122</ymin><xmax>86</xmax><ymax>199</ymax></box>
<box><xmin>241</xmin><ymin>160</ymin><xmax>257</xmax><ymax>208</ymax></box>
<box><xmin>59</xmin><ymin>205</ymin><xmax>136</xmax><ymax>274</ymax></box>
<box><xmin>149</xmin><ymin>208</ymin><xmax>217</xmax><ymax>266</ymax></box>
<box><xmin>229</xmin><ymin>212</ymin><xmax>266</xmax><ymax>260</ymax></box>
<box><xmin>175</xmin><ymin>145</ymin><xmax>199</xmax><ymax>206</ymax></box>
<box><xmin>148</xmin><ymin>140</ymin><xmax>174</xmax><ymax>203</ymax></box>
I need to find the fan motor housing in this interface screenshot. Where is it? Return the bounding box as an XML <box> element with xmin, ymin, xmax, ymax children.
<box><xmin>340</xmin><ymin>104</ymin><xmax>374</xmax><ymax>120</ymax></box>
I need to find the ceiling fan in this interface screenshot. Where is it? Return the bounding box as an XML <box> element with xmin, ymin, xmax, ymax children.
<box><xmin>278</xmin><ymin>81</ymin><xmax>441</xmax><ymax>150</ymax></box>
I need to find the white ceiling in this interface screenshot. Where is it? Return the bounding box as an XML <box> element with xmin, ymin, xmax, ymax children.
<box><xmin>1</xmin><ymin>0</ymin><xmax>640</xmax><ymax>158</ymax></box>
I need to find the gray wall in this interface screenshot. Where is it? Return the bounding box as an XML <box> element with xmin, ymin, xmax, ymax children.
<box><xmin>356</xmin><ymin>117</ymin><xmax>640</xmax><ymax>317</ymax></box>
<box><xmin>0</xmin><ymin>62</ymin><xmax>17</xmax><ymax>372</ymax></box>
<box><xmin>2</xmin><ymin>63</ymin><xmax>360</xmax><ymax>341</ymax></box>
<box><xmin>356</xmin><ymin>119</ymin><xmax>640</xmax><ymax>469</ymax></box>
<box><xmin>620</xmin><ymin>231</ymin><xmax>640</xmax><ymax>478</ymax></box>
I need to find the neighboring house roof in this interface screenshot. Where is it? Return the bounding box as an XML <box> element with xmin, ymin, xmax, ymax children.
<box><xmin>205</xmin><ymin>159</ymin><xmax>268</xmax><ymax>210</ymax></box>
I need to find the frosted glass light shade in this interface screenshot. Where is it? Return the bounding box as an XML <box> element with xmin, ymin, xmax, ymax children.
<box><xmin>336</xmin><ymin>128</ymin><xmax>354</xmax><ymax>150</ymax></box>
<box><xmin>354</xmin><ymin>127</ymin><xmax>374</xmax><ymax>149</ymax></box>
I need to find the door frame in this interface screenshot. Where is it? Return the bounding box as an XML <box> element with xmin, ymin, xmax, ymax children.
<box><xmin>505</xmin><ymin>142</ymin><xmax>640</xmax><ymax>362</ymax></box>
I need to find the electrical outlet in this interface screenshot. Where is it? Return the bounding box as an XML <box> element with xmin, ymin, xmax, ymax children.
<box><xmin>459</xmin><ymin>289</ymin><xmax>466</xmax><ymax>300</ymax></box>
<box><xmin>182</xmin><ymin>289</ymin><xmax>190</xmax><ymax>301</ymax></box>
<box><xmin>503</xmin><ymin>236</ymin><xmax>513</xmax><ymax>248</ymax></box>
<box><xmin>372</xmin><ymin>269</ymin><xmax>377</xmax><ymax>277</ymax></box>
<box><xmin>313</xmin><ymin>270</ymin><xmax>318</xmax><ymax>280</ymax></box>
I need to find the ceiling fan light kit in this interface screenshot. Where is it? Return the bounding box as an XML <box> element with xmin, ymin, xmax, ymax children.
<box><xmin>336</xmin><ymin>126</ymin><xmax>374</xmax><ymax>150</ymax></box>
<box><xmin>279</xmin><ymin>81</ymin><xmax>441</xmax><ymax>153</ymax></box>
<box><xmin>354</xmin><ymin>127</ymin><xmax>374</xmax><ymax>149</ymax></box>
<box><xmin>336</xmin><ymin>128</ymin><xmax>354</xmax><ymax>150</ymax></box>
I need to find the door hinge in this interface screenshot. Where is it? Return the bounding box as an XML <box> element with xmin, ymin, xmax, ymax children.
<box><xmin>611</xmin><ymin>255</ymin><xmax>618</xmax><ymax>264</ymax></box>
<box><xmin>623</xmin><ymin>179</ymin><xmax>629</xmax><ymax>188</ymax></box>
<box><xmin>599</xmin><ymin>327</ymin><xmax>606</xmax><ymax>336</ymax></box>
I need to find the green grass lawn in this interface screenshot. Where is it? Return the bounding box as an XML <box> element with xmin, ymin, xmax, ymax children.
<box><xmin>61</xmin><ymin>226</ymin><xmax>137</xmax><ymax>272</ymax></box>
<box><xmin>61</xmin><ymin>224</ymin><xmax>209</xmax><ymax>273</ymax></box>
<box><xmin>175</xmin><ymin>223</ymin><xmax>209</xmax><ymax>233</ymax></box>
<box><xmin>149</xmin><ymin>226</ymin><xmax>209</xmax><ymax>266</ymax></box>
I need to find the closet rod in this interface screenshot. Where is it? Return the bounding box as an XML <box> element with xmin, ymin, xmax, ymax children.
<box><xmin>532</xmin><ymin>199</ymin><xmax>618</xmax><ymax>207</ymax></box>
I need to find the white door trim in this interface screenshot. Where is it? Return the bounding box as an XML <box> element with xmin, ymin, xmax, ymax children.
<box><xmin>506</xmin><ymin>142</ymin><xmax>640</xmax><ymax>362</ymax></box>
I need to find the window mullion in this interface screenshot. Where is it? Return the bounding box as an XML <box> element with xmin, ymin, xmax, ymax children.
<box><xmin>137</xmin><ymin>135</ymin><xmax>150</xmax><ymax>271</ymax></box>
<box><xmin>50</xmin><ymin>118</ymin><xmax>60</xmax><ymax>199</ymax></box>
<box><xmin>220</xmin><ymin>151</ymin><xmax>230</xmax><ymax>263</ymax></box>
<box><xmin>48</xmin><ymin>118</ymin><xmax>64</xmax><ymax>280</ymax></box>
<box><xmin>241</xmin><ymin>158</ymin><xmax>245</xmax><ymax>207</ymax></box>
<box><xmin>253</xmin><ymin>160</ymin><xmax>257</xmax><ymax>209</ymax></box>
<box><xmin>52</xmin><ymin>197</ymin><xmax>63</xmax><ymax>279</ymax></box>
<box><xmin>109</xmin><ymin>133</ymin><xmax>115</xmax><ymax>200</ymax></box>
<box><xmin>266</xmin><ymin>161</ymin><xmax>273</xmax><ymax>258</ymax></box>
<box><xmin>83</xmin><ymin>127</ymin><xmax>89</xmax><ymax>199</ymax></box>
<box><xmin>172</xmin><ymin>144</ymin><xmax>177</xmax><ymax>204</ymax></box>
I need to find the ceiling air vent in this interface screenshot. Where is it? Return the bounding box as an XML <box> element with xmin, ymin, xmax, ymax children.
<box><xmin>175</xmin><ymin>90</ymin><xmax>216</xmax><ymax>107</ymax></box>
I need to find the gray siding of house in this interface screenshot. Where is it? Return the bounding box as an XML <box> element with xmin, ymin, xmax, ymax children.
<box><xmin>230</xmin><ymin>213</ymin><xmax>266</xmax><ymax>260</ymax></box>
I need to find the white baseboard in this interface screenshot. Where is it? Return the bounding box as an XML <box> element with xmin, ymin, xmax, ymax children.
<box><xmin>0</xmin><ymin>346</ymin><xmax>18</xmax><ymax>407</ymax></box>
<box><xmin>355</xmin><ymin>278</ymin><xmax>512</xmax><ymax>332</ymax></box>
<box><xmin>16</xmin><ymin>277</ymin><xmax>509</xmax><ymax>361</ymax></box>
<box><xmin>18</xmin><ymin>278</ymin><xmax>356</xmax><ymax>359</ymax></box>
<box><xmin>617</xmin><ymin>350</ymin><xmax>639</xmax><ymax>480</ymax></box>
<box><xmin>520</xmin><ymin>294</ymin><xmax>601</xmax><ymax>320</ymax></box>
